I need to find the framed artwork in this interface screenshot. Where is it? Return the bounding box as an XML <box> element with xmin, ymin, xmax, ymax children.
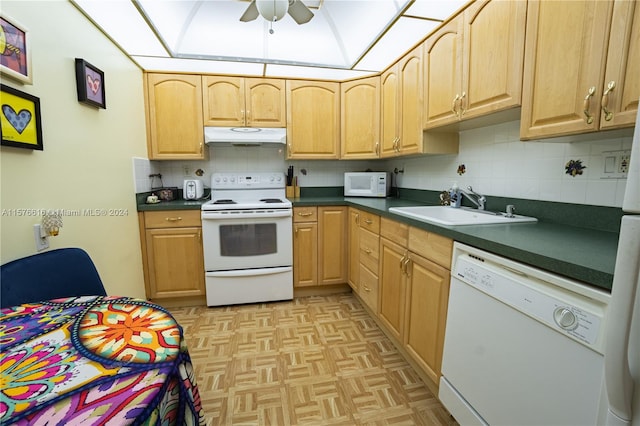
<box><xmin>0</xmin><ymin>84</ymin><xmax>43</xmax><ymax>150</ymax></box>
<box><xmin>0</xmin><ymin>14</ymin><xmax>32</xmax><ymax>84</ymax></box>
<box><xmin>75</xmin><ymin>58</ymin><xmax>106</xmax><ymax>109</ymax></box>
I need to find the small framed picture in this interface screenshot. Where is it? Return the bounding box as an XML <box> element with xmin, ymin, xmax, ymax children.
<box><xmin>0</xmin><ymin>14</ymin><xmax>32</xmax><ymax>84</ymax></box>
<box><xmin>1</xmin><ymin>84</ymin><xmax>43</xmax><ymax>150</ymax></box>
<box><xmin>75</xmin><ymin>58</ymin><xmax>106</xmax><ymax>109</ymax></box>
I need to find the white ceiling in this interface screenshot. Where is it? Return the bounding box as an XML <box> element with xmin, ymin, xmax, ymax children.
<box><xmin>72</xmin><ymin>0</ymin><xmax>468</xmax><ymax>80</ymax></box>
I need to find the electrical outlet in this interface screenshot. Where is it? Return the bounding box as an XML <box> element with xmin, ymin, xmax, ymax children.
<box><xmin>183</xmin><ymin>165</ymin><xmax>190</xmax><ymax>176</ymax></box>
<box><xmin>619</xmin><ymin>155</ymin><xmax>630</xmax><ymax>174</ymax></box>
<box><xmin>33</xmin><ymin>224</ymin><xmax>49</xmax><ymax>251</ymax></box>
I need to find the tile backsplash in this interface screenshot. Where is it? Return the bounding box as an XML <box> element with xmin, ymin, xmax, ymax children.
<box><xmin>132</xmin><ymin>120</ymin><xmax>631</xmax><ymax>208</ymax></box>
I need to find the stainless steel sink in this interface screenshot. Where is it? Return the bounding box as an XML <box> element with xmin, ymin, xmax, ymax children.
<box><xmin>388</xmin><ymin>206</ymin><xmax>537</xmax><ymax>226</ymax></box>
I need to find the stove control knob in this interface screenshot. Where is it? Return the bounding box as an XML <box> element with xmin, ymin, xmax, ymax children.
<box><xmin>230</xmin><ymin>177</ymin><xmax>236</xmax><ymax>182</ymax></box>
<box><xmin>214</xmin><ymin>177</ymin><xmax>220</xmax><ymax>183</ymax></box>
<box><xmin>270</xmin><ymin>175</ymin><xmax>275</xmax><ymax>182</ymax></box>
<box><xmin>275</xmin><ymin>175</ymin><xmax>281</xmax><ymax>182</ymax></box>
<box><xmin>222</xmin><ymin>177</ymin><xmax>227</xmax><ymax>182</ymax></box>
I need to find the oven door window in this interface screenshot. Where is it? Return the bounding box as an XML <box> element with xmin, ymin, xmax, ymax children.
<box><xmin>219</xmin><ymin>223</ymin><xmax>277</xmax><ymax>256</ymax></box>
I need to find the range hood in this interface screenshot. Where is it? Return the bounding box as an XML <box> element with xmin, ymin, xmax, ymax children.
<box><xmin>204</xmin><ymin>127</ymin><xmax>286</xmax><ymax>146</ymax></box>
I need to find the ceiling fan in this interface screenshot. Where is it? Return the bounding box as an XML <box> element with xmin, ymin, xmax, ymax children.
<box><xmin>240</xmin><ymin>0</ymin><xmax>314</xmax><ymax>25</ymax></box>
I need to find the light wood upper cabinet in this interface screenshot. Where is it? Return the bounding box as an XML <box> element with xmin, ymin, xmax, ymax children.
<box><xmin>380</xmin><ymin>67</ymin><xmax>400</xmax><ymax>157</ymax></box>
<box><xmin>423</xmin><ymin>17</ymin><xmax>463</xmax><ymax>129</ymax></box>
<box><xmin>145</xmin><ymin>73</ymin><xmax>205</xmax><ymax>160</ymax></box>
<box><xmin>341</xmin><ymin>76</ymin><xmax>381</xmax><ymax>159</ymax></box>
<box><xmin>521</xmin><ymin>0</ymin><xmax>638</xmax><ymax>140</ymax></box>
<box><xmin>202</xmin><ymin>76</ymin><xmax>286</xmax><ymax>127</ymax></box>
<box><xmin>462</xmin><ymin>0</ymin><xmax>526</xmax><ymax>118</ymax></box>
<box><xmin>380</xmin><ymin>45</ymin><xmax>432</xmax><ymax>157</ymax></box>
<box><xmin>600</xmin><ymin>0</ymin><xmax>640</xmax><ymax>130</ymax></box>
<box><xmin>399</xmin><ymin>47</ymin><xmax>425</xmax><ymax>156</ymax></box>
<box><xmin>424</xmin><ymin>0</ymin><xmax>526</xmax><ymax>128</ymax></box>
<box><xmin>286</xmin><ymin>80</ymin><xmax>340</xmax><ymax>159</ymax></box>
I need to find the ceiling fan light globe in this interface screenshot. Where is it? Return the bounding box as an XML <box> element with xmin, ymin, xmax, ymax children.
<box><xmin>256</xmin><ymin>0</ymin><xmax>288</xmax><ymax>22</ymax></box>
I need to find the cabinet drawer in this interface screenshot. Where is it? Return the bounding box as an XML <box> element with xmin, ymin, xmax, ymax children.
<box><xmin>144</xmin><ymin>210</ymin><xmax>201</xmax><ymax>228</ymax></box>
<box><xmin>293</xmin><ymin>206</ymin><xmax>317</xmax><ymax>222</ymax></box>
<box><xmin>380</xmin><ymin>217</ymin><xmax>408</xmax><ymax>246</ymax></box>
<box><xmin>408</xmin><ymin>227</ymin><xmax>453</xmax><ymax>269</ymax></box>
<box><xmin>359</xmin><ymin>263</ymin><xmax>379</xmax><ymax>312</ymax></box>
<box><xmin>359</xmin><ymin>228</ymin><xmax>380</xmax><ymax>273</ymax></box>
<box><xmin>359</xmin><ymin>211</ymin><xmax>380</xmax><ymax>233</ymax></box>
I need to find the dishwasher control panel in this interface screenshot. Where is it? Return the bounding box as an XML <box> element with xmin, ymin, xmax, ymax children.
<box><xmin>453</xmin><ymin>249</ymin><xmax>609</xmax><ymax>352</ymax></box>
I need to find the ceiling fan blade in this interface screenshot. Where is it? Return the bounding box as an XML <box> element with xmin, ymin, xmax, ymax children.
<box><xmin>287</xmin><ymin>0</ymin><xmax>314</xmax><ymax>24</ymax></box>
<box><xmin>240</xmin><ymin>0</ymin><xmax>260</xmax><ymax>22</ymax></box>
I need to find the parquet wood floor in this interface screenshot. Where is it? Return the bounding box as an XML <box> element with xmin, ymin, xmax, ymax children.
<box><xmin>169</xmin><ymin>294</ymin><xmax>458</xmax><ymax>426</ymax></box>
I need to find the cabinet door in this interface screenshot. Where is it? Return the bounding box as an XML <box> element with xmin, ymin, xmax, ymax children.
<box><xmin>348</xmin><ymin>208</ymin><xmax>360</xmax><ymax>291</ymax></box>
<box><xmin>520</xmin><ymin>0</ymin><xmax>613</xmax><ymax>139</ymax></box>
<box><xmin>146</xmin><ymin>74</ymin><xmax>204</xmax><ymax>159</ymax></box>
<box><xmin>398</xmin><ymin>46</ymin><xmax>424</xmax><ymax>155</ymax></box>
<box><xmin>286</xmin><ymin>80</ymin><xmax>340</xmax><ymax>159</ymax></box>
<box><xmin>145</xmin><ymin>227</ymin><xmax>205</xmax><ymax>298</ymax></box>
<box><xmin>293</xmin><ymin>221</ymin><xmax>317</xmax><ymax>287</ymax></box>
<box><xmin>378</xmin><ymin>238</ymin><xmax>407</xmax><ymax>341</ymax></box>
<box><xmin>600</xmin><ymin>0</ymin><xmax>640</xmax><ymax>129</ymax></box>
<box><xmin>341</xmin><ymin>76</ymin><xmax>380</xmax><ymax>159</ymax></box>
<box><xmin>318</xmin><ymin>206</ymin><xmax>347</xmax><ymax>285</ymax></box>
<box><xmin>380</xmin><ymin>65</ymin><xmax>400</xmax><ymax>158</ymax></box>
<box><xmin>462</xmin><ymin>0</ymin><xmax>526</xmax><ymax>118</ymax></box>
<box><xmin>245</xmin><ymin>78</ymin><xmax>286</xmax><ymax>127</ymax></box>
<box><xmin>404</xmin><ymin>253</ymin><xmax>450</xmax><ymax>387</ymax></box>
<box><xmin>202</xmin><ymin>76</ymin><xmax>244</xmax><ymax>126</ymax></box>
<box><xmin>424</xmin><ymin>17</ymin><xmax>463</xmax><ymax>129</ymax></box>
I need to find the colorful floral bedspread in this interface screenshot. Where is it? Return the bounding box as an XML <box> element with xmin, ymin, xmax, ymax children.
<box><xmin>0</xmin><ymin>296</ymin><xmax>204</xmax><ymax>425</ymax></box>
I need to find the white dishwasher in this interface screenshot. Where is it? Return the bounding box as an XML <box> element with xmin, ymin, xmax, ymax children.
<box><xmin>439</xmin><ymin>243</ymin><xmax>611</xmax><ymax>426</ymax></box>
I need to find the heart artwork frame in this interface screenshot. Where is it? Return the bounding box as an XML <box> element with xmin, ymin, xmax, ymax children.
<box><xmin>75</xmin><ymin>58</ymin><xmax>105</xmax><ymax>109</ymax></box>
<box><xmin>0</xmin><ymin>84</ymin><xmax>43</xmax><ymax>150</ymax></box>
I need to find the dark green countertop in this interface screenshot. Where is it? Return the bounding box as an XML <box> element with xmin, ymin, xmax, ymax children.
<box><xmin>136</xmin><ymin>193</ymin><xmax>619</xmax><ymax>292</ymax></box>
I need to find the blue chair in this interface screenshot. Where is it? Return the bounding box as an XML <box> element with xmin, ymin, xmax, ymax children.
<box><xmin>0</xmin><ymin>248</ymin><xmax>107</xmax><ymax>308</ymax></box>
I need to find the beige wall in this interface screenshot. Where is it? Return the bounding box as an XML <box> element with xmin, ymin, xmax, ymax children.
<box><xmin>0</xmin><ymin>1</ymin><xmax>148</xmax><ymax>298</ymax></box>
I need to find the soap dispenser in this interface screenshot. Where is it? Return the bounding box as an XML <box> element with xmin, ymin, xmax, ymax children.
<box><xmin>450</xmin><ymin>182</ymin><xmax>461</xmax><ymax>208</ymax></box>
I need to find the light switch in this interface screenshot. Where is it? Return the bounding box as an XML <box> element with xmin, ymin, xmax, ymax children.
<box><xmin>604</xmin><ymin>156</ymin><xmax>616</xmax><ymax>174</ymax></box>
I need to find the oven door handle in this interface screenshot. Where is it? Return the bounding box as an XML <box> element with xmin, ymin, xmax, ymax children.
<box><xmin>206</xmin><ymin>266</ymin><xmax>292</xmax><ymax>277</ymax></box>
<box><xmin>201</xmin><ymin>210</ymin><xmax>292</xmax><ymax>220</ymax></box>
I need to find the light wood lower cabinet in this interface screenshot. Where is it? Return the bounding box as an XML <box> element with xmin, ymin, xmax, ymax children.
<box><xmin>348</xmin><ymin>208</ymin><xmax>381</xmax><ymax>311</ymax></box>
<box><xmin>293</xmin><ymin>206</ymin><xmax>347</xmax><ymax>287</ymax></box>
<box><xmin>139</xmin><ymin>210</ymin><xmax>205</xmax><ymax>300</ymax></box>
<box><xmin>377</xmin><ymin>217</ymin><xmax>453</xmax><ymax>392</ymax></box>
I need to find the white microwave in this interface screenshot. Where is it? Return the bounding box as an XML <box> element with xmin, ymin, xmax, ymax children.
<box><xmin>344</xmin><ymin>172</ymin><xmax>390</xmax><ymax>198</ymax></box>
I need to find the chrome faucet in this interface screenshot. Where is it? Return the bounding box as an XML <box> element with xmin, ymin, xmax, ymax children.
<box><xmin>459</xmin><ymin>186</ymin><xmax>487</xmax><ymax>210</ymax></box>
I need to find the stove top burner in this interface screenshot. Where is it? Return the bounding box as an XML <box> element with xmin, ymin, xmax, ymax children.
<box><xmin>213</xmin><ymin>199</ymin><xmax>237</xmax><ymax>204</ymax></box>
<box><xmin>260</xmin><ymin>198</ymin><xmax>284</xmax><ymax>203</ymax></box>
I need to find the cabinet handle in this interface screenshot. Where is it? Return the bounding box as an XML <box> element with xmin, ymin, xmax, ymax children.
<box><xmin>399</xmin><ymin>253</ymin><xmax>406</xmax><ymax>269</ymax></box>
<box><xmin>375</xmin><ymin>141</ymin><xmax>379</xmax><ymax>156</ymax></box>
<box><xmin>601</xmin><ymin>81</ymin><xmax>615</xmax><ymax>121</ymax></box>
<box><xmin>165</xmin><ymin>217</ymin><xmax>182</xmax><ymax>222</ymax></box>
<box><xmin>287</xmin><ymin>143</ymin><xmax>292</xmax><ymax>157</ymax></box>
<box><xmin>394</xmin><ymin>137</ymin><xmax>401</xmax><ymax>152</ymax></box>
<box><xmin>363</xmin><ymin>285</ymin><xmax>371</xmax><ymax>292</ymax></box>
<box><xmin>241</xmin><ymin>109</ymin><xmax>245</xmax><ymax>121</ymax></box>
<box><xmin>364</xmin><ymin>219</ymin><xmax>373</xmax><ymax>224</ymax></box>
<box><xmin>459</xmin><ymin>91</ymin><xmax>467</xmax><ymax>117</ymax></box>
<box><xmin>451</xmin><ymin>93</ymin><xmax>460</xmax><ymax>117</ymax></box>
<box><xmin>365</xmin><ymin>248</ymin><xmax>372</xmax><ymax>254</ymax></box>
<box><xmin>199</xmin><ymin>142</ymin><xmax>203</xmax><ymax>154</ymax></box>
<box><xmin>297</xmin><ymin>212</ymin><xmax>313</xmax><ymax>217</ymax></box>
<box><xmin>355</xmin><ymin>213</ymin><xmax>359</xmax><ymax>225</ymax></box>
<box><xmin>405</xmin><ymin>258</ymin><xmax>412</xmax><ymax>278</ymax></box>
<box><xmin>583</xmin><ymin>86</ymin><xmax>596</xmax><ymax>124</ymax></box>
<box><xmin>197</xmin><ymin>229</ymin><xmax>201</xmax><ymax>242</ymax></box>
